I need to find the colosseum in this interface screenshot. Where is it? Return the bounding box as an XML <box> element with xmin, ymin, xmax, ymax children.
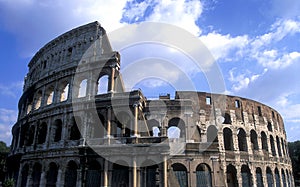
<box><xmin>7</xmin><ymin>21</ymin><xmax>294</xmax><ymax>187</ymax></box>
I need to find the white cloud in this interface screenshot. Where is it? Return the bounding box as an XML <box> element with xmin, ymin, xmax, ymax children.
<box><xmin>251</xmin><ymin>19</ymin><xmax>300</xmax><ymax>50</ymax></box>
<box><xmin>122</xmin><ymin>0</ymin><xmax>203</xmax><ymax>36</ymax></box>
<box><xmin>0</xmin><ymin>81</ymin><xmax>23</xmax><ymax>98</ymax></box>
<box><xmin>200</xmin><ymin>32</ymin><xmax>249</xmax><ymax>61</ymax></box>
<box><xmin>147</xmin><ymin>0</ymin><xmax>203</xmax><ymax>36</ymax></box>
<box><xmin>0</xmin><ymin>108</ymin><xmax>17</xmax><ymax>145</ymax></box>
<box><xmin>0</xmin><ymin>0</ymin><xmax>127</xmax><ymax>56</ymax></box>
<box><xmin>228</xmin><ymin>68</ymin><xmax>266</xmax><ymax>92</ymax></box>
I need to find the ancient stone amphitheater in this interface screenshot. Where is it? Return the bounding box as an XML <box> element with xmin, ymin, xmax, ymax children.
<box><xmin>8</xmin><ymin>21</ymin><xmax>294</xmax><ymax>187</ymax></box>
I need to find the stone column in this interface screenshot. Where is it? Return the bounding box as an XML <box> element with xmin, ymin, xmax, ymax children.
<box><xmin>162</xmin><ymin>156</ymin><xmax>168</xmax><ymax>187</ymax></box>
<box><xmin>132</xmin><ymin>102</ymin><xmax>140</xmax><ymax>137</ymax></box>
<box><xmin>103</xmin><ymin>159</ymin><xmax>109</xmax><ymax>187</ymax></box>
<box><xmin>251</xmin><ymin>166</ymin><xmax>257</xmax><ymax>187</ymax></box>
<box><xmin>106</xmin><ymin>106</ymin><xmax>112</xmax><ymax>144</ymax></box>
<box><xmin>26</xmin><ymin>166</ymin><xmax>33</xmax><ymax>187</ymax></box>
<box><xmin>132</xmin><ymin>158</ymin><xmax>137</xmax><ymax>187</ymax></box>
<box><xmin>56</xmin><ymin>169</ymin><xmax>63</xmax><ymax>187</ymax></box>
<box><xmin>77</xmin><ymin>169</ymin><xmax>82</xmax><ymax>187</ymax></box>
<box><xmin>236</xmin><ymin>165</ymin><xmax>242</xmax><ymax>187</ymax></box>
<box><xmin>39</xmin><ymin>170</ymin><xmax>46</xmax><ymax>187</ymax></box>
<box><xmin>16</xmin><ymin>163</ymin><xmax>23</xmax><ymax>187</ymax></box>
<box><xmin>260</xmin><ymin>167</ymin><xmax>266</xmax><ymax>187</ymax></box>
<box><xmin>108</xmin><ymin>64</ymin><xmax>116</xmax><ymax>93</ymax></box>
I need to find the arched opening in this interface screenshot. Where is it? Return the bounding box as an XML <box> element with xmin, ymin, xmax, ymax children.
<box><xmin>64</xmin><ymin>161</ymin><xmax>78</xmax><ymax>187</ymax></box>
<box><xmin>60</xmin><ymin>83</ymin><xmax>69</xmax><ymax>102</ymax></box>
<box><xmin>267</xmin><ymin>122</ymin><xmax>273</xmax><ymax>132</ymax></box>
<box><xmin>223</xmin><ymin>128</ymin><xmax>233</xmax><ymax>151</ymax></box>
<box><xmin>223</xmin><ymin>113</ymin><xmax>231</xmax><ymax>124</ymax></box>
<box><xmin>281</xmin><ymin>138</ymin><xmax>286</xmax><ymax>156</ymax></box>
<box><xmin>26</xmin><ymin>125</ymin><xmax>35</xmax><ymax>146</ymax></box>
<box><xmin>27</xmin><ymin>101</ymin><xmax>33</xmax><ymax>114</ymax></box>
<box><xmin>256</xmin><ymin>167</ymin><xmax>263</xmax><ymax>187</ymax></box>
<box><xmin>261</xmin><ymin>131</ymin><xmax>268</xmax><ymax>151</ymax></box>
<box><xmin>46</xmin><ymin>87</ymin><xmax>54</xmax><ymax>105</ymax></box>
<box><xmin>275</xmin><ymin>168</ymin><xmax>281</xmax><ymax>187</ymax></box>
<box><xmin>53</xmin><ymin>119</ymin><xmax>62</xmax><ymax>142</ymax></box>
<box><xmin>168</xmin><ymin>117</ymin><xmax>185</xmax><ymax>138</ymax></box>
<box><xmin>114</xmin><ymin>112</ymin><xmax>131</xmax><ymax>137</ymax></box>
<box><xmin>276</xmin><ymin>136</ymin><xmax>282</xmax><ymax>157</ymax></box>
<box><xmin>281</xmin><ymin>169</ymin><xmax>286</xmax><ymax>187</ymax></box>
<box><xmin>196</xmin><ymin>163</ymin><xmax>212</xmax><ymax>187</ymax></box>
<box><xmin>78</xmin><ymin>79</ymin><xmax>87</xmax><ymax>98</ymax></box>
<box><xmin>21</xmin><ymin>164</ymin><xmax>29</xmax><ymax>187</ymax></box>
<box><xmin>207</xmin><ymin>125</ymin><xmax>218</xmax><ymax>142</ymax></box>
<box><xmin>241</xmin><ymin>165</ymin><xmax>252</xmax><ymax>187</ymax></box>
<box><xmin>226</xmin><ymin>164</ymin><xmax>238</xmax><ymax>187</ymax></box>
<box><xmin>97</xmin><ymin>75</ymin><xmax>109</xmax><ymax>94</ymax></box>
<box><xmin>32</xmin><ymin>163</ymin><xmax>42</xmax><ymax>187</ymax></box>
<box><xmin>86</xmin><ymin>160</ymin><xmax>101</xmax><ymax>187</ymax></box>
<box><xmin>19</xmin><ymin>123</ymin><xmax>29</xmax><ymax>147</ymax></box>
<box><xmin>152</xmin><ymin>126</ymin><xmax>160</xmax><ymax>137</ymax></box>
<box><xmin>70</xmin><ymin>117</ymin><xmax>81</xmax><ymax>140</ymax></box>
<box><xmin>34</xmin><ymin>91</ymin><xmax>42</xmax><ymax>110</ymax></box>
<box><xmin>140</xmin><ymin>160</ymin><xmax>159</xmax><ymax>187</ymax></box>
<box><xmin>270</xmin><ymin>135</ymin><xmax>276</xmax><ymax>156</ymax></box>
<box><xmin>171</xmin><ymin>163</ymin><xmax>188</xmax><ymax>187</ymax></box>
<box><xmin>238</xmin><ymin>128</ymin><xmax>247</xmax><ymax>151</ymax></box>
<box><xmin>112</xmin><ymin>162</ymin><xmax>129</xmax><ymax>187</ymax></box>
<box><xmin>250</xmin><ymin>130</ymin><xmax>259</xmax><ymax>150</ymax></box>
<box><xmin>46</xmin><ymin>162</ymin><xmax>58</xmax><ymax>187</ymax></box>
<box><xmin>168</xmin><ymin>126</ymin><xmax>181</xmax><ymax>139</ymax></box>
<box><xmin>266</xmin><ymin>167</ymin><xmax>273</xmax><ymax>187</ymax></box>
<box><xmin>146</xmin><ymin>119</ymin><xmax>160</xmax><ymax>137</ymax></box>
<box><xmin>37</xmin><ymin>122</ymin><xmax>47</xmax><ymax>144</ymax></box>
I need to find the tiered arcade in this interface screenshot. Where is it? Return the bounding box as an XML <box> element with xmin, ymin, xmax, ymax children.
<box><xmin>8</xmin><ymin>21</ymin><xmax>294</xmax><ymax>187</ymax></box>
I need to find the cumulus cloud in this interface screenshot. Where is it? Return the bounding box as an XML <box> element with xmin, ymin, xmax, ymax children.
<box><xmin>0</xmin><ymin>81</ymin><xmax>23</xmax><ymax>98</ymax></box>
<box><xmin>228</xmin><ymin>68</ymin><xmax>267</xmax><ymax>92</ymax></box>
<box><xmin>0</xmin><ymin>108</ymin><xmax>17</xmax><ymax>145</ymax></box>
<box><xmin>122</xmin><ymin>0</ymin><xmax>203</xmax><ymax>36</ymax></box>
<box><xmin>200</xmin><ymin>32</ymin><xmax>249</xmax><ymax>61</ymax></box>
<box><xmin>0</xmin><ymin>0</ymin><xmax>126</xmax><ymax>56</ymax></box>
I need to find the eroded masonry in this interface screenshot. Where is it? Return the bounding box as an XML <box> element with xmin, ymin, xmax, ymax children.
<box><xmin>8</xmin><ymin>21</ymin><xmax>294</xmax><ymax>187</ymax></box>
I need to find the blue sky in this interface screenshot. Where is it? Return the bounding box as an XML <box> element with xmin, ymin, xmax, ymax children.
<box><xmin>0</xmin><ymin>0</ymin><xmax>300</xmax><ymax>145</ymax></box>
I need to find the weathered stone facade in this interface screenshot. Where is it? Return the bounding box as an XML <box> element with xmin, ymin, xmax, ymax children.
<box><xmin>8</xmin><ymin>21</ymin><xmax>294</xmax><ymax>187</ymax></box>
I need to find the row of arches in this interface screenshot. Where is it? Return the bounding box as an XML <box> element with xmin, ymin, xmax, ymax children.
<box><xmin>24</xmin><ymin>82</ymin><xmax>69</xmax><ymax>115</ymax></box>
<box><xmin>226</xmin><ymin>164</ymin><xmax>293</xmax><ymax>187</ymax></box>
<box><xmin>23</xmin><ymin>73</ymin><xmax>111</xmax><ymax>116</ymax></box>
<box><xmin>13</xmin><ymin>117</ymin><xmax>81</xmax><ymax>150</ymax></box>
<box><xmin>76</xmin><ymin>75</ymin><xmax>109</xmax><ymax>98</ymax></box>
<box><xmin>171</xmin><ymin>163</ymin><xmax>212</xmax><ymax>187</ymax></box>
<box><xmin>20</xmin><ymin>160</ymin><xmax>83</xmax><ymax>187</ymax></box>
<box><xmin>223</xmin><ymin>127</ymin><xmax>289</xmax><ymax>158</ymax></box>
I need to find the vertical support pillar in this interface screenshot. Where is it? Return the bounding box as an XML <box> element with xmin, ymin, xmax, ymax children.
<box><xmin>132</xmin><ymin>102</ymin><xmax>140</xmax><ymax>137</ymax></box>
<box><xmin>39</xmin><ymin>170</ymin><xmax>46</xmax><ymax>187</ymax></box>
<box><xmin>108</xmin><ymin>64</ymin><xmax>116</xmax><ymax>93</ymax></box>
<box><xmin>163</xmin><ymin>156</ymin><xmax>168</xmax><ymax>187</ymax></box>
<box><xmin>26</xmin><ymin>167</ymin><xmax>33</xmax><ymax>187</ymax></box>
<box><xmin>77</xmin><ymin>169</ymin><xmax>82</xmax><ymax>187</ymax></box>
<box><xmin>160</xmin><ymin>115</ymin><xmax>167</xmax><ymax>137</ymax></box>
<box><xmin>56</xmin><ymin>169</ymin><xmax>63</xmax><ymax>187</ymax></box>
<box><xmin>103</xmin><ymin>159</ymin><xmax>109</xmax><ymax>187</ymax></box>
<box><xmin>262</xmin><ymin>169</ymin><xmax>268</xmax><ymax>187</ymax></box>
<box><xmin>251</xmin><ymin>167</ymin><xmax>257</xmax><ymax>187</ymax></box>
<box><xmin>106</xmin><ymin>106</ymin><xmax>112</xmax><ymax>144</ymax></box>
<box><xmin>16</xmin><ymin>163</ymin><xmax>23</xmax><ymax>187</ymax></box>
<box><xmin>132</xmin><ymin>158</ymin><xmax>137</xmax><ymax>187</ymax></box>
<box><xmin>236</xmin><ymin>165</ymin><xmax>242</xmax><ymax>187</ymax></box>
